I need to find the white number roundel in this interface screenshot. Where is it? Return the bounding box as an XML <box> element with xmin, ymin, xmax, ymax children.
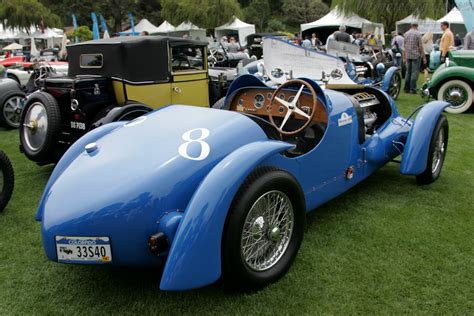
<box><xmin>178</xmin><ymin>128</ymin><xmax>211</xmax><ymax>161</ymax></box>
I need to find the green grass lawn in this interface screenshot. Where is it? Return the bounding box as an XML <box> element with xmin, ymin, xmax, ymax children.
<box><xmin>0</xmin><ymin>89</ymin><xmax>473</xmax><ymax>314</ymax></box>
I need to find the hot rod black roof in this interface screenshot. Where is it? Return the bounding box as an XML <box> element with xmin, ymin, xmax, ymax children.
<box><xmin>67</xmin><ymin>36</ymin><xmax>208</xmax><ymax>83</ymax></box>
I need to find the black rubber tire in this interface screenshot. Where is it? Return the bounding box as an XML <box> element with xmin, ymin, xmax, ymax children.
<box><xmin>212</xmin><ymin>97</ymin><xmax>226</xmax><ymax>109</ymax></box>
<box><xmin>19</xmin><ymin>92</ymin><xmax>61</xmax><ymax>163</ymax></box>
<box><xmin>388</xmin><ymin>72</ymin><xmax>402</xmax><ymax>100</ymax></box>
<box><xmin>222</xmin><ymin>167</ymin><xmax>305</xmax><ymax>290</ymax></box>
<box><xmin>0</xmin><ymin>150</ymin><xmax>14</xmax><ymax>212</ymax></box>
<box><xmin>416</xmin><ymin>115</ymin><xmax>449</xmax><ymax>185</ymax></box>
<box><xmin>0</xmin><ymin>91</ymin><xmax>26</xmax><ymax>129</ymax></box>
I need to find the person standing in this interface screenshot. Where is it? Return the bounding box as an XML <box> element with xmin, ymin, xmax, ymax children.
<box><xmin>421</xmin><ymin>32</ymin><xmax>434</xmax><ymax>83</ymax></box>
<box><xmin>311</xmin><ymin>33</ymin><xmax>322</xmax><ymax>48</ymax></box>
<box><xmin>335</xmin><ymin>25</ymin><xmax>351</xmax><ymax>43</ymax></box>
<box><xmin>227</xmin><ymin>37</ymin><xmax>241</xmax><ymax>53</ymax></box>
<box><xmin>403</xmin><ymin>23</ymin><xmax>425</xmax><ymax>94</ymax></box>
<box><xmin>391</xmin><ymin>32</ymin><xmax>405</xmax><ymax>67</ymax></box>
<box><xmin>439</xmin><ymin>21</ymin><xmax>454</xmax><ymax>63</ymax></box>
<box><xmin>464</xmin><ymin>28</ymin><xmax>474</xmax><ymax>50</ymax></box>
<box><xmin>301</xmin><ymin>36</ymin><xmax>312</xmax><ymax>49</ymax></box>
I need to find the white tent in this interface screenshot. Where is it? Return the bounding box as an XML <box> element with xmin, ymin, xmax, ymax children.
<box><xmin>2</xmin><ymin>42</ymin><xmax>23</xmax><ymax>51</ymax></box>
<box><xmin>396</xmin><ymin>15</ymin><xmax>439</xmax><ymax>34</ymax></box>
<box><xmin>437</xmin><ymin>7</ymin><xmax>467</xmax><ymax>37</ymax></box>
<box><xmin>31</xmin><ymin>28</ymin><xmax>64</xmax><ymax>48</ymax></box>
<box><xmin>122</xmin><ymin>18</ymin><xmax>160</xmax><ymax>35</ymax></box>
<box><xmin>215</xmin><ymin>16</ymin><xmax>256</xmax><ymax>46</ymax></box>
<box><xmin>170</xmin><ymin>21</ymin><xmax>206</xmax><ymax>40</ymax></box>
<box><xmin>301</xmin><ymin>7</ymin><xmax>385</xmax><ymax>44</ymax></box>
<box><xmin>153</xmin><ymin>21</ymin><xmax>175</xmax><ymax>34</ymax></box>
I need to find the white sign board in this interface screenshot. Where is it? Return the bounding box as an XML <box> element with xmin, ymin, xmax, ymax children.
<box><xmin>262</xmin><ymin>38</ymin><xmax>356</xmax><ymax>86</ymax></box>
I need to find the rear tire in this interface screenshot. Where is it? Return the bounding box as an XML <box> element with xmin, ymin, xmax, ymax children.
<box><xmin>0</xmin><ymin>150</ymin><xmax>14</xmax><ymax>212</ymax></box>
<box><xmin>416</xmin><ymin>115</ymin><xmax>448</xmax><ymax>185</ymax></box>
<box><xmin>437</xmin><ymin>80</ymin><xmax>473</xmax><ymax>114</ymax></box>
<box><xmin>222</xmin><ymin>168</ymin><xmax>305</xmax><ymax>290</ymax></box>
<box><xmin>19</xmin><ymin>92</ymin><xmax>60</xmax><ymax>163</ymax></box>
<box><xmin>0</xmin><ymin>92</ymin><xmax>26</xmax><ymax>129</ymax></box>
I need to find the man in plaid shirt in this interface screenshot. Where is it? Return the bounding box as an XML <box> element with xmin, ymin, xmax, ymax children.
<box><xmin>403</xmin><ymin>23</ymin><xmax>426</xmax><ymax>93</ymax></box>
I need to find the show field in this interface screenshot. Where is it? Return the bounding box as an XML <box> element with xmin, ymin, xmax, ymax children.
<box><xmin>0</xmin><ymin>91</ymin><xmax>473</xmax><ymax>314</ymax></box>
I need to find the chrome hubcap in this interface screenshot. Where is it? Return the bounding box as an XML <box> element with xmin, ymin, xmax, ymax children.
<box><xmin>3</xmin><ymin>96</ymin><xmax>24</xmax><ymax>127</ymax></box>
<box><xmin>241</xmin><ymin>190</ymin><xmax>294</xmax><ymax>271</ymax></box>
<box><xmin>22</xmin><ymin>102</ymin><xmax>48</xmax><ymax>152</ymax></box>
<box><xmin>445</xmin><ymin>86</ymin><xmax>467</xmax><ymax>108</ymax></box>
<box><xmin>432</xmin><ymin>129</ymin><xmax>445</xmax><ymax>173</ymax></box>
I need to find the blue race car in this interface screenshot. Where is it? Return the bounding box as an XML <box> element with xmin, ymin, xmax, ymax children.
<box><xmin>36</xmin><ymin>75</ymin><xmax>449</xmax><ymax>291</ymax></box>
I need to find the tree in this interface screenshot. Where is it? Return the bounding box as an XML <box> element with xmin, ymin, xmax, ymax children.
<box><xmin>0</xmin><ymin>0</ymin><xmax>60</xmax><ymax>31</ymax></box>
<box><xmin>331</xmin><ymin>0</ymin><xmax>446</xmax><ymax>32</ymax></box>
<box><xmin>161</xmin><ymin>0</ymin><xmax>242</xmax><ymax>29</ymax></box>
<box><xmin>135</xmin><ymin>0</ymin><xmax>163</xmax><ymax>26</ymax></box>
<box><xmin>72</xmin><ymin>25</ymin><xmax>93</xmax><ymax>42</ymax></box>
<box><xmin>282</xmin><ymin>0</ymin><xmax>329</xmax><ymax>25</ymax></box>
<box><xmin>244</xmin><ymin>0</ymin><xmax>271</xmax><ymax>32</ymax></box>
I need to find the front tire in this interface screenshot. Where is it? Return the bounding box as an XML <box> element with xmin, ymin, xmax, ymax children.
<box><xmin>0</xmin><ymin>150</ymin><xmax>14</xmax><ymax>212</ymax></box>
<box><xmin>416</xmin><ymin>115</ymin><xmax>449</xmax><ymax>185</ymax></box>
<box><xmin>222</xmin><ymin>168</ymin><xmax>305</xmax><ymax>290</ymax></box>
<box><xmin>19</xmin><ymin>92</ymin><xmax>60</xmax><ymax>163</ymax></box>
<box><xmin>437</xmin><ymin>80</ymin><xmax>473</xmax><ymax>114</ymax></box>
<box><xmin>388</xmin><ymin>72</ymin><xmax>402</xmax><ymax>100</ymax></box>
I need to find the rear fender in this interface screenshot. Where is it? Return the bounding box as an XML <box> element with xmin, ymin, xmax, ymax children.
<box><xmin>35</xmin><ymin>121</ymin><xmax>126</xmax><ymax>221</ymax></box>
<box><xmin>92</xmin><ymin>103</ymin><xmax>153</xmax><ymax>128</ymax></box>
<box><xmin>381</xmin><ymin>66</ymin><xmax>399</xmax><ymax>92</ymax></box>
<box><xmin>159</xmin><ymin>140</ymin><xmax>294</xmax><ymax>291</ymax></box>
<box><xmin>400</xmin><ymin>101</ymin><xmax>450</xmax><ymax>175</ymax></box>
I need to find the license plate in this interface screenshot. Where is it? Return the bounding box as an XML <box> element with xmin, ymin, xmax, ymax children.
<box><xmin>56</xmin><ymin>236</ymin><xmax>112</xmax><ymax>264</ymax></box>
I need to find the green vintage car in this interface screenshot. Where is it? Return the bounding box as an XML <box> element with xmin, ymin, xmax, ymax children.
<box><xmin>423</xmin><ymin>50</ymin><xmax>474</xmax><ymax>114</ymax></box>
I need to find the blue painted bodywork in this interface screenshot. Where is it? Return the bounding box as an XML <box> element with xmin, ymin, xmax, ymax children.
<box><xmin>37</xmin><ymin>75</ymin><xmax>449</xmax><ymax>291</ymax></box>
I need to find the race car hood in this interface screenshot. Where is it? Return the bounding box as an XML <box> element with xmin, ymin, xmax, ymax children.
<box><xmin>38</xmin><ymin>105</ymin><xmax>269</xmax><ymax>265</ymax></box>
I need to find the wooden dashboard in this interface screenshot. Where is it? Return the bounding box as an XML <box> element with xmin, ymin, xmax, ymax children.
<box><xmin>229</xmin><ymin>88</ymin><xmax>328</xmax><ymax>124</ymax></box>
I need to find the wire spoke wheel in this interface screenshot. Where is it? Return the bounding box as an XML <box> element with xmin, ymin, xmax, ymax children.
<box><xmin>444</xmin><ymin>85</ymin><xmax>468</xmax><ymax>108</ymax></box>
<box><xmin>431</xmin><ymin>128</ymin><xmax>446</xmax><ymax>174</ymax></box>
<box><xmin>240</xmin><ymin>190</ymin><xmax>294</xmax><ymax>271</ymax></box>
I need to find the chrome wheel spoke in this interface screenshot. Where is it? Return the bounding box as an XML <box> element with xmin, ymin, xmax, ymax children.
<box><xmin>240</xmin><ymin>190</ymin><xmax>294</xmax><ymax>271</ymax></box>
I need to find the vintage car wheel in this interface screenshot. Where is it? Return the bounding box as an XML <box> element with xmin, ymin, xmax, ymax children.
<box><xmin>20</xmin><ymin>92</ymin><xmax>60</xmax><ymax>163</ymax></box>
<box><xmin>222</xmin><ymin>168</ymin><xmax>305</xmax><ymax>290</ymax></box>
<box><xmin>416</xmin><ymin>115</ymin><xmax>448</xmax><ymax>185</ymax></box>
<box><xmin>437</xmin><ymin>80</ymin><xmax>473</xmax><ymax>114</ymax></box>
<box><xmin>388</xmin><ymin>72</ymin><xmax>401</xmax><ymax>100</ymax></box>
<box><xmin>0</xmin><ymin>150</ymin><xmax>14</xmax><ymax>212</ymax></box>
<box><xmin>0</xmin><ymin>92</ymin><xmax>26</xmax><ymax>129</ymax></box>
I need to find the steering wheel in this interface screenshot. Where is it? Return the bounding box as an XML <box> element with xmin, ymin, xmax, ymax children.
<box><xmin>173</xmin><ymin>54</ymin><xmax>191</xmax><ymax>69</ymax></box>
<box><xmin>269</xmin><ymin>79</ymin><xmax>318</xmax><ymax>136</ymax></box>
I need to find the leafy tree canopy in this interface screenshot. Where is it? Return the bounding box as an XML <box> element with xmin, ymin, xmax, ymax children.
<box><xmin>161</xmin><ymin>0</ymin><xmax>242</xmax><ymax>29</ymax></box>
<box><xmin>0</xmin><ymin>0</ymin><xmax>60</xmax><ymax>31</ymax></box>
<box><xmin>332</xmin><ymin>0</ymin><xmax>446</xmax><ymax>32</ymax></box>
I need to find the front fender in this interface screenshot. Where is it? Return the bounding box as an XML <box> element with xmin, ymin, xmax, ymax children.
<box><xmin>429</xmin><ymin>66</ymin><xmax>474</xmax><ymax>92</ymax></box>
<box><xmin>159</xmin><ymin>140</ymin><xmax>294</xmax><ymax>291</ymax></box>
<box><xmin>35</xmin><ymin>121</ymin><xmax>126</xmax><ymax>221</ymax></box>
<box><xmin>381</xmin><ymin>66</ymin><xmax>399</xmax><ymax>92</ymax></box>
<box><xmin>400</xmin><ymin>101</ymin><xmax>450</xmax><ymax>175</ymax></box>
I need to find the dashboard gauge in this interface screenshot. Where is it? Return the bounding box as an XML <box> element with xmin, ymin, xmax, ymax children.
<box><xmin>254</xmin><ymin>94</ymin><xmax>265</xmax><ymax>109</ymax></box>
<box><xmin>278</xmin><ymin>93</ymin><xmax>285</xmax><ymax>100</ymax></box>
<box><xmin>238</xmin><ymin>98</ymin><xmax>244</xmax><ymax>106</ymax></box>
<box><xmin>279</xmin><ymin>106</ymin><xmax>285</xmax><ymax>113</ymax></box>
<box><xmin>267</xmin><ymin>92</ymin><xmax>273</xmax><ymax>100</ymax></box>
